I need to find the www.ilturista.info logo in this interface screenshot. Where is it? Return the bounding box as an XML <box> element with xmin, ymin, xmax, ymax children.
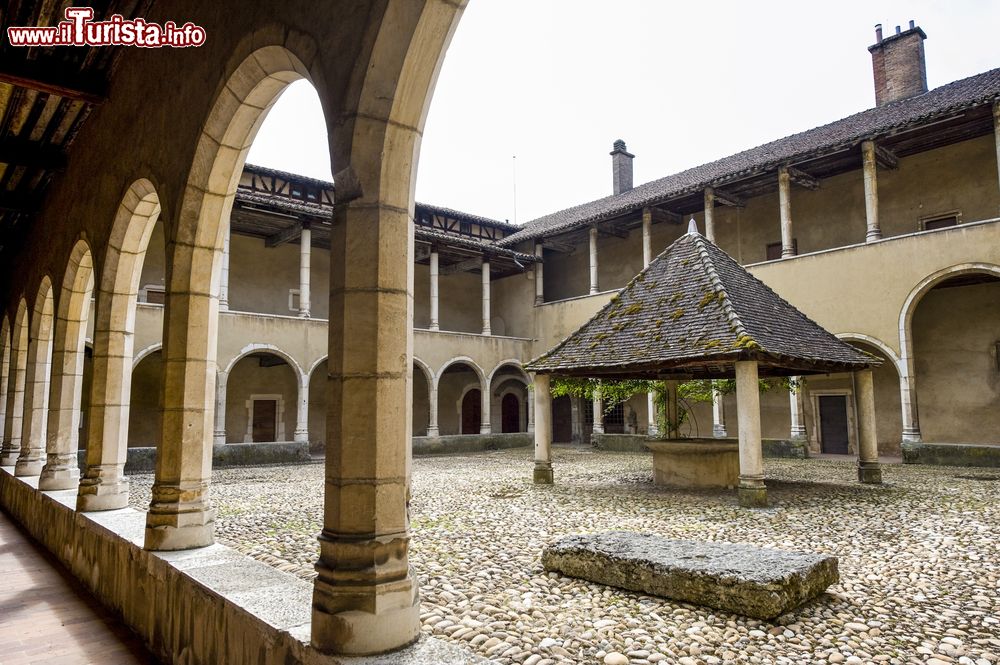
<box><xmin>7</xmin><ymin>7</ymin><xmax>206</xmax><ymax>48</ymax></box>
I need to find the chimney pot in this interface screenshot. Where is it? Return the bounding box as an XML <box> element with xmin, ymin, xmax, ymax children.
<box><xmin>875</xmin><ymin>23</ymin><xmax>883</xmax><ymax>41</ymax></box>
<box><xmin>610</xmin><ymin>139</ymin><xmax>635</xmax><ymax>196</ymax></box>
<box><xmin>909</xmin><ymin>19</ymin><xmax>915</xmax><ymax>29</ymax></box>
<box><xmin>895</xmin><ymin>25</ymin><xmax>901</xmax><ymax>34</ymax></box>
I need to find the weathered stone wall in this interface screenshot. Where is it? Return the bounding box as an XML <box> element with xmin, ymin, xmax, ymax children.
<box><xmin>412</xmin><ymin>432</ymin><xmax>531</xmax><ymax>455</ymax></box>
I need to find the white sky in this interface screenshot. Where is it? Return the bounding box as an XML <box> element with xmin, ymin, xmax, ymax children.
<box><xmin>246</xmin><ymin>1</ymin><xmax>1000</xmax><ymax>225</ymax></box>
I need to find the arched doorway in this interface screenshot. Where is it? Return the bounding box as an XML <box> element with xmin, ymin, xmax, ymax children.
<box><xmin>129</xmin><ymin>350</ymin><xmax>162</xmax><ymax>449</ymax></box>
<box><xmin>225</xmin><ymin>352</ymin><xmax>299</xmax><ymax>443</ymax></box>
<box><xmin>911</xmin><ymin>272</ymin><xmax>1000</xmax><ymax>444</ymax></box>
<box><xmin>501</xmin><ymin>393</ymin><xmax>520</xmax><ymax>433</ymax></box>
<box><xmin>413</xmin><ymin>361</ymin><xmax>432</xmax><ymax>437</ymax></box>
<box><xmin>308</xmin><ymin>359</ymin><xmax>328</xmax><ymax>454</ymax></box>
<box><xmin>461</xmin><ymin>389</ymin><xmax>481</xmax><ymax>435</ymax></box>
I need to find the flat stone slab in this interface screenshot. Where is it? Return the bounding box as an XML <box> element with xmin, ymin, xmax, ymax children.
<box><xmin>542</xmin><ymin>532</ymin><xmax>838</xmax><ymax>620</ymax></box>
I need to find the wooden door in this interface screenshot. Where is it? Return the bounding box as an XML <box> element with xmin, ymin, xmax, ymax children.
<box><xmin>501</xmin><ymin>393</ymin><xmax>520</xmax><ymax>433</ymax></box>
<box><xmin>252</xmin><ymin>399</ymin><xmax>277</xmax><ymax>442</ymax></box>
<box><xmin>552</xmin><ymin>396</ymin><xmax>572</xmax><ymax>443</ymax></box>
<box><xmin>461</xmin><ymin>389</ymin><xmax>481</xmax><ymax>434</ymax></box>
<box><xmin>818</xmin><ymin>395</ymin><xmax>849</xmax><ymax>454</ymax></box>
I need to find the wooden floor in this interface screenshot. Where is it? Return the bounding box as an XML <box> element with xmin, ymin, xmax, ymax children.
<box><xmin>0</xmin><ymin>510</ymin><xmax>157</xmax><ymax>665</ymax></box>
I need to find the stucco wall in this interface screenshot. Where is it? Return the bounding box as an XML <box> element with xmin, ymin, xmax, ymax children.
<box><xmin>128</xmin><ymin>351</ymin><xmax>162</xmax><ymax>448</ymax></box>
<box><xmin>225</xmin><ymin>356</ymin><xmax>299</xmax><ymax>443</ymax></box>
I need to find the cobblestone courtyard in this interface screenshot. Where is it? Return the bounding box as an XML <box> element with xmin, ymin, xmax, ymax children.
<box><xmin>130</xmin><ymin>448</ymin><xmax>1000</xmax><ymax>665</ymax></box>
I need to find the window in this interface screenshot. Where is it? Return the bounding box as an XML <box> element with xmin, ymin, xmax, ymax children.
<box><xmin>765</xmin><ymin>239</ymin><xmax>797</xmax><ymax>261</ymax></box>
<box><xmin>141</xmin><ymin>285</ymin><xmax>165</xmax><ymax>305</ymax></box>
<box><xmin>459</xmin><ymin>221</ymin><xmax>472</xmax><ymax>236</ymax></box>
<box><xmin>605</xmin><ymin>403</ymin><xmax>625</xmax><ymax>426</ymax></box>
<box><xmin>288</xmin><ymin>288</ymin><xmax>300</xmax><ymax>312</ymax></box>
<box><xmin>921</xmin><ymin>213</ymin><xmax>959</xmax><ymax>231</ymax></box>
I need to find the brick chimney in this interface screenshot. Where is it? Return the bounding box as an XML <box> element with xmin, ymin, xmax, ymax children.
<box><xmin>610</xmin><ymin>139</ymin><xmax>634</xmax><ymax>195</ymax></box>
<box><xmin>869</xmin><ymin>21</ymin><xmax>928</xmax><ymax>106</ymax></box>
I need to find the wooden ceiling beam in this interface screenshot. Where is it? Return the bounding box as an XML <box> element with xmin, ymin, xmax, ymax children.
<box><xmin>712</xmin><ymin>188</ymin><xmax>745</xmax><ymax>208</ymax></box>
<box><xmin>440</xmin><ymin>255</ymin><xmax>485</xmax><ymax>276</ymax></box>
<box><xmin>650</xmin><ymin>207</ymin><xmax>682</xmax><ymax>225</ymax></box>
<box><xmin>539</xmin><ymin>238</ymin><xmax>576</xmax><ymax>253</ymax></box>
<box><xmin>0</xmin><ymin>59</ymin><xmax>107</xmax><ymax>105</ymax></box>
<box><xmin>595</xmin><ymin>222</ymin><xmax>629</xmax><ymax>239</ymax></box>
<box><xmin>264</xmin><ymin>222</ymin><xmax>304</xmax><ymax>248</ymax></box>
<box><xmin>787</xmin><ymin>166</ymin><xmax>820</xmax><ymax>190</ymax></box>
<box><xmin>0</xmin><ymin>138</ymin><xmax>67</xmax><ymax>170</ymax></box>
<box><xmin>873</xmin><ymin>143</ymin><xmax>899</xmax><ymax>170</ymax></box>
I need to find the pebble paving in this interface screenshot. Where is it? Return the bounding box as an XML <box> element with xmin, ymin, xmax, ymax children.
<box><xmin>128</xmin><ymin>447</ymin><xmax>1000</xmax><ymax>665</ymax></box>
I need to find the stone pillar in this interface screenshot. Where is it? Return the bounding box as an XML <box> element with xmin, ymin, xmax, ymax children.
<box><xmin>77</xmin><ymin>315</ymin><xmax>132</xmax><ymax>511</ymax></box>
<box><xmin>534</xmin><ymin>242</ymin><xmax>544</xmax><ymax>306</ymax></box>
<box><xmin>0</xmin><ymin>338</ymin><xmax>26</xmax><ymax>467</ymax></box>
<box><xmin>712</xmin><ymin>385</ymin><xmax>727</xmax><ymax>438</ymax></box>
<box><xmin>592</xmin><ymin>394</ymin><xmax>604</xmax><ymax>435</ymax></box>
<box><xmin>646</xmin><ymin>393</ymin><xmax>658</xmax><ymax>436</ymax></box>
<box><xmin>219</xmin><ymin>225</ymin><xmax>230</xmax><ymax>311</ymax></box>
<box><xmin>778</xmin><ymin>167</ymin><xmax>795</xmax><ymax>258</ymax></box>
<box><xmin>589</xmin><ymin>226</ymin><xmax>599</xmax><ymax>294</ymax></box>
<box><xmin>428</xmin><ymin>250</ymin><xmax>440</xmax><ymax>331</ymax></box>
<box><xmin>862</xmin><ymin>141</ymin><xmax>882</xmax><ymax>242</ymax></box>
<box><xmin>213</xmin><ymin>371</ymin><xmax>227</xmax><ymax>446</ymax></box>
<box><xmin>312</xmin><ymin>185</ymin><xmax>419</xmax><ymax>656</ymax></box>
<box><xmin>299</xmin><ymin>222</ymin><xmax>312</xmax><ymax>318</ymax></box>
<box><xmin>899</xmin><ymin>356</ymin><xmax>922</xmax><ymax>442</ymax></box>
<box><xmin>15</xmin><ymin>334</ymin><xmax>53</xmax><ymax>477</ymax></box>
<box><xmin>789</xmin><ymin>377</ymin><xmax>806</xmax><ymax>439</ymax></box>
<box><xmin>39</xmin><ymin>315</ymin><xmax>88</xmax><ymax>490</ymax></box>
<box><xmin>855</xmin><ymin>369</ymin><xmax>882</xmax><ymax>484</ymax></box>
<box><xmin>704</xmin><ymin>187</ymin><xmax>716</xmax><ymax>243</ymax></box>
<box><xmin>144</xmin><ymin>243</ymin><xmax>219</xmax><ymax>551</ymax></box>
<box><xmin>481</xmin><ymin>259</ymin><xmax>491</xmax><ymax>336</ymax></box>
<box><xmin>526</xmin><ymin>387</ymin><xmax>534</xmax><ymax>434</ymax></box>
<box><xmin>533</xmin><ymin>373</ymin><xmax>553</xmax><ymax>484</ymax></box>
<box><xmin>642</xmin><ymin>207</ymin><xmax>652</xmax><ymax>267</ymax></box>
<box><xmin>994</xmin><ymin>102</ymin><xmax>1000</xmax><ymax>198</ymax></box>
<box><xmin>426</xmin><ymin>383</ymin><xmax>439</xmax><ymax>437</ymax></box>
<box><xmin>479</xmin><ymin>378</ymin><xmax>491</xmax><ymax>434</ymax></box>
<box><xmin>294</xmin><ymin>376</ymin><xmax>309</xmax><ymax>444</ymax></box>
<box><xmin>735</xmin><ymin>360</ymin><xmax>766</xmax><ymax>507</ymax></box>
<box><xmin>663</xmin><ymin>380</ymin><xmax>679</xmax><ymax>439</ymax></box>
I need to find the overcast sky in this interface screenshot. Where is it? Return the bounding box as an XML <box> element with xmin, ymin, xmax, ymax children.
<box><xmin>246</xmin><ymin>1</ymin><xmax>1000</xmax><ymax>225</ymax></box>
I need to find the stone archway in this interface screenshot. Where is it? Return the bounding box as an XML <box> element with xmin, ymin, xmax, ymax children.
<box><xmin>15</xmin><ymin>277</ymin><xmax>55</xmax><ymax>477</ymax></box>
<box><xmin>0</xmin><ymin>299</ymin><xmax>29</xmax><ymax>466</ymax></box>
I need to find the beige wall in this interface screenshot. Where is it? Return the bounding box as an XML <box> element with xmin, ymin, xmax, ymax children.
<box><xmin>225</xmin><ymin>355</ymin><xmax>299</xmax><ymax>443</ymax></box>
<box><xmin>437</xmin><ymin>365</ymin><xmax>480</xmax><ymax>435</ymax></box>
<box><xmin>128</xmin><ymin>351</ymin><xmax>162</xmax><ymax>448</ymax></box>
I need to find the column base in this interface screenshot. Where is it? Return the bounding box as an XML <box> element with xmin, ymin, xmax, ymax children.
<box><xmin>311</xmin><ymin>572</ymin><xmax>420</xmax><ymax>655</ymax></box>
<box><xmin>858</xmin><ymin>461</ymin><xmax>882</xmax><ymax>484</ymax></box>
<box><xmin>790</xmin><ymin>427</ymin><xmax>807</xmax><ymax>440</ymax></box>
<box><xmin>144</xmin><ymin>484</ymin><xmax>216</xmax><ymax>550</ymax></box>
<box><xmin>213</xmin><ymin>431</ymin><xmax>227</xmax><ymax>446</ymax></box>
<box><xmin>38</xmin><ymin>456</ymin><xmax>81</xmax><ymax>490</ymax></box>
<box><xmin>738</xmin><ymin>478</ymin><xmax>768</xmax><ymax>508</ymax></box>
<box><xmin>425</xmin><ymin>426</ymin><xmax>439</xmax><ymax>437</ymax></box>
<box><xmin>479</xmin><ymin>425</ymin><xmax>491</xmax><ymax>435</ymax></box>
<box><xmin>14</xmin><ymin>455</ymin><xmax>44</xmax><ymax>477</ymax></box>
<box><xmin>77</xmin><ymin>465</ymin><xmax>130</xmax><ymax>511</ymax></box>
<box><xmin>294</xmin><ymin>429</ymin><xmax>309</xmax><ymax>444</ymax></box>
<box><xmin>712</xmin><ymin>424</ymin><xmax>728</xmax><ymax>438</ymax></box>
<box><xmin>0</xmin><ymin>450</ymin><xmax>19</xmax><ymax>466</ymax></box>
<box><xmin>902</xmin><ymin>428</ymin><xmax>922</xmax><ymax>443</ymax></box>
<box><xmin>533</xmin><ymin>462</ymin><xmax>553</xmax><ymax>484</ymax></box>
<box><xmin>865</xmin><ymin>229</ymin><xmax>883</xmax><ymax>243</ymax></box>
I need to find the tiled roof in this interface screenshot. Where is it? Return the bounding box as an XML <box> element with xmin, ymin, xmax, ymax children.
<box><xmin>234</xmin><ymin>187</ymin><xmax>331</xmax><ymax>218</ymax></box>
<box><xmin>414</xmin><ymin>227</ymin><xmax>538</xmax><ymax>263</ymax></box>
<box><xmin>526</xmin><ymin>226</ymin><xmax>873</xmax><ymax>378</ymax></box>
<box><xmin>503</xmin><ymin>67</ymin><xmax>1000</xmax><ymax>246</ymax></box>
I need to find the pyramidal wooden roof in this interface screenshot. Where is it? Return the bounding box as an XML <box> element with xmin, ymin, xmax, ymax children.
<box><xmin>527</xmin><ymin>222</ymin><xmax>873</xmax><ymax>379</ymax></box>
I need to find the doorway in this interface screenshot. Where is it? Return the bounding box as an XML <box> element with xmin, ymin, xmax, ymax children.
<box><xmin>552</xmin><ymin>396</ymin><xmax>572</xmax><ymax>443</ymax></box>
<box><xmin>818</xmin><ymin>395</ymin><xmax>850</xmax><ymax>454</ymax></box>
<box><xmin>501</xmin><ymin>393</ymin><xmax>520</xmax><ymax>433</ymax></box>
<box><xmin>461</xmin><ymin>389</ymin><xmax>481</xmax><ymax>434</ymax></box>
<box><xmin>252</xmin><ymin>399</ymin><xmax>277</xmax><ymax>442</ymax></box>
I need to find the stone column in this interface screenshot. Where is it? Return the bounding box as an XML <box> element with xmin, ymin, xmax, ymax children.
<box><xmin>479</xmin><ymin>379</ymin><xmax>491</xmax><ymax>434</ymax></box>
<box><xmin>789</xmin><ymin>377</ymin><xmax>806</xmax><ymax>439</ymax></box>
<box><xmin>213</xmin><ymin>371</ymin><xmax>227</xmax><ymax>446</ymax></box>
<box><xmin>526</xmin><ymin>387</ymin><xmax>535</xmax><ymax>434</ymax></box>
<box><xmin>39</xmin><ymin>314</ymin><xmax>88</xmax><ymax>490</ymax></box>
<box><xmin>862</xmin><ymin>141</ymin><xmax>882</xmax><ymax>242</ymax></box>
<box><xmin>533</xmin><ymin>373</ymin><xmax>553</xmax><ymax>484</ymax></box>
<box><xmin>778</xmin><ymin>167</ymin><xmax>795</xmax><ymax>258</ymax></box>
<box><xmin>312</xmin><ymin>181</ymin><xmax>419</xmax><ymax>655</ymax></box>
<box><xmin>642</xmin><ymin>207</ymin><xmax>652</xmax><ymax>266</ymax></box>
<box><xmin>428</xmin><ymin>250</ymin><xmax>440</xmax><ymax>331</ymax></box>
<box><xmin>299</xmin><ymin>222</ymin><xmax>312</xmax><ymax>318</ymax></box>
<box><xmin>646</xmin><ymin>393</ymin><xmax>659</xmax><ymax>436</ymax></box>
<box><xmin>589</xmin><ymin>226</ymin><xmax>599</xmax><ymax>294</ymax></box>
<box><xmin>855</xmin><ymin>369</ymin><xmax>882</xmax><ymax>484</ymax></box>
<box><xmin>1</xmin><ymin>338</ymin><xmax>26</xmax><ymax>466</ymax></box>
<box><xmin>0</xmin><ymin>342</ymin><xmax>8</xmax><ymax>463</ymax></box>
<box><xmin>15</xmin><ymin>334</ymin><xmax>53</xmax><ymax>477</ymax></box>
<box><xmin>663</xmin><ymin>380</ymin><xmax>679</xmax><ymax>439</ymax></box>
<box><xmin>704</xmin><ymin>187</ymin><xmax>716</xmax><ymax>243</ymax></box>
<box><xmin>534</xmin><ymin>242</ymin><xmax>544</xmax><ymax>306</ymax></box>
<box><xmin>735</xmin><ymin>361</ymin><xmax>766</xmax><ymax>507</ymax></box>
<box><xmin>712</xmin><ymin>387</ymin><xmax>727</xmax><ymax>438</ymax></box>
<box><xmin>426</xmin><ymin>383</ymin><xmax>439</xmax><ymax>437</ymax></box>
<box><xmin>219</xmin><ymin>225</ymin><xmax>230</xmax><ymax>311</ymax></box>
<box><xmin>481</xmin><ymin>259</ymin><xmax>491</xmax><ymax>336</ymax></box>
<box><xmin>993</xmin><ymin>102</ymin><xmax>1000</xmax><ymax>198</ymax></box>
<box><xmin>899</xmin><ymin>353</ymin><xmax>922</xmax><ymax>442</ymax></box>
<box><xmin>592</xmin><ymin>394</ymin><xmax>604</xmax><ymax>435</ymax></box>
<box><xmin>294</xmin><ymin>376</ymin><xmax>309</xmax><ymax>444</ymax></box>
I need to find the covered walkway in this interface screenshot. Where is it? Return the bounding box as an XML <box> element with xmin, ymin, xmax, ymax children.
<box><xmin>0</xmin><ymin>511</ymin><xmax>155</xmax><ymax>665</ymax></box>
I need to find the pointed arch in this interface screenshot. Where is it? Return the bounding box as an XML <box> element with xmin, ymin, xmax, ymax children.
<box><xmin>15</xmin><ymin>277</ymin><xmax>55</xmax><ymax>476</ymax></box>
<box><xmin>78</xmin><ymin>180</ymin><xmax>161</xmax><ymax>511</ymax></box>
<box><xmin>40</xmin><ymin>240</ymin><xmax>95</xmax><ymax>489</ymax></box>
<box><xmin>1</xmin><ymin>299</ymin><xmax>29</xmax><ymax>465</ymax></box>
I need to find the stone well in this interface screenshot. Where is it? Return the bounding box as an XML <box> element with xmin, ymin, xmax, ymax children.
<box><xmin>646</xmin><ymin>438</ymin><xmax>739</xmax><ymax>489</ymax></box>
